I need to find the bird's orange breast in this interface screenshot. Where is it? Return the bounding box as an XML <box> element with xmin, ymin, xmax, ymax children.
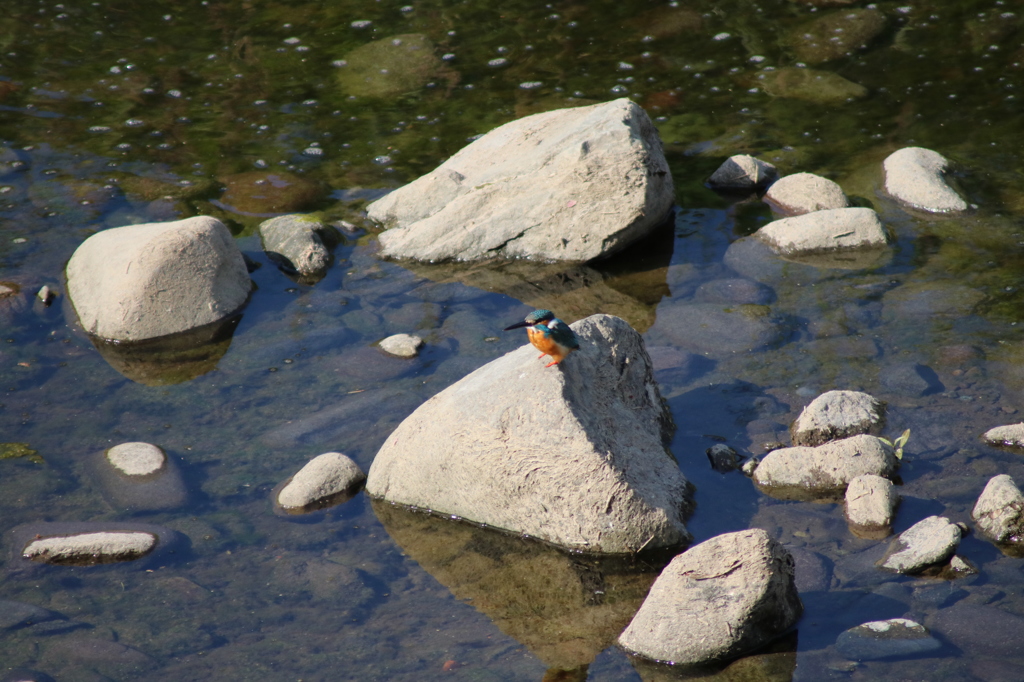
<box><xmin>527</xmin><ymin>326</ymin><xmax>570</xmax><ymax>362</ymax></box>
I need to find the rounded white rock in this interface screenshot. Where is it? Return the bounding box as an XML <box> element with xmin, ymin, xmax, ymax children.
<box><xmin>379</xmin><ymin>333</ymin><xmax>424</xmax><ymax>358</ymax></box>
<box><xmin>277</xmin><ymin>452</ymin><xmax>366</xmax><ymax>510</ymax></box>
<box><xmin>106</xmin><ymin>442</ymin><xmax>166</xmax><ymax>476</ymax></box>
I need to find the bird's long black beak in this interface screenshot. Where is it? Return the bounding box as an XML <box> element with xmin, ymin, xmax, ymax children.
<box><xmin>503</xmin><ymin>320</ymin><xmax>530</xmax><ymax>331</ymax></box>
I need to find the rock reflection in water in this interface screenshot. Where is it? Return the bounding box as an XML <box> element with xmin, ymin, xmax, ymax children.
<box><xmin>372</xmin><ymin>500</ymin><xmax>675</xmax><ymax>676</ymax></box>
<box><xmin>626</xmin><ymin>633</ymin><xmax>797</xmax><ymax>682</ymax></box>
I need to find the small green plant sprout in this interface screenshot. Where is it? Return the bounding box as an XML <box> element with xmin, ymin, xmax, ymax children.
<box><xmin>878</xmin><ymin>429</ymin><xmax>911</xmax><ymax>460</ymax></box>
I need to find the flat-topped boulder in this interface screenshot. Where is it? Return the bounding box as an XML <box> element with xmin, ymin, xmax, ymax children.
<box><xmin>66</xmin><ymin>216</ymin><xmax>251</xmax><ymax>342</ymax></box>
<box><xmin>366</xmin><ymin>314</ymin><xmax>693</xmax><ymax>554</ymax></box>
<box><xmin>791</xmin><ymin>390</ymin><xmax>886</xmax><ymax>446</ymax></box>
<box><xmin>368</xmin><ymin>98</ymin><xmax>674</xmax><ymax>263</ymax></box>
<box><xmin>755</xmin><ymin>207</ymin><xmax>888</xmax><ymax>257</ymax></box>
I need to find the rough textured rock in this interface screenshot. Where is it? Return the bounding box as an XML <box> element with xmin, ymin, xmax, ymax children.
<box><xmin>617</xmin><ymin>529</ymin><xmax>802</xmax><ymax>665</ymax></box>
<box><xmin>758</xmin><ymin>67</ymin><xmax>868</xmax><ymax>103</ymax></box>
<box><xmin>277</xmin><ymin>452</ymin><xmax>366</xmax><ymax>512</ymax></box>
<box><xmin>883</xmin><ymin>147</ymin><xmax>967</xmax><ymax>214</ymax></box>
<box><xmin>845</xmin><ymin>474</ymin><xmax>899</xmax><ymax>538</ymax></box>
<box><xmin>972</xmin><ymin>474</ymin><xmax>1024</xmax><ymax>544</ymax></box>
<box><xmin>259</xmin><ymin>214</ymin><xmax>330</xmax><ymax>280</ymax></box>
<box><xmin>23</xmin><ymin>531</ymin><xmax>157</xmax><ymax>565</ymax></box>
<box><xmin>707</xmin><ymin>155</ymin><xmax>777</xmax><ymax>190</ymax></box>
<box><xmin>791</xmin><ymin>390</ymin><xmax>886</xmax><ymax>446</ymax></box>
<box><xmin>877</xmin><ymin>516</ymin><xmax>962</xmax><ymax>574</ymax></box>
<box><xmin>756</xmin><ymin>207</ymin><xmax>888</xmax><ymax>256</ymax></box>
<box><xmin>835</xmin><ymin>618</ymin><xmax>941</xmax><ymax>661</ymax></box>
<box><xmin>336</xmin><ymin>33</ymin><xmax>454</xmax><ymax>99</ymax></box>
<box><xmin>65</xmin><ymin>216</ymin><xmax>251</xmax><ymax>342</ymax></box>
<box><xmin>763</xmin><ymin>172</ymin><xmax>849</xmax><ymax>215</ymax></box>
<box><xmin>982</xmin><ymin>423</ymin><xmax>1024</xmax><ymax>448</ymax></box>
<box><xmin>94</xmin><ymin>442</ymin><xmax>188</xmax><ymax>512</ymax></box>
<box><xmin>368</xmin><ymin>98</ymin><xmax>674</xmax><ymax>263</ymax></box>
<box><xmin>753</xmin><ymin>434</ymin><xmax>898</xmax><ymax>500</ymax></box>
<box><xmin>379</xmin><ymin>333</ymin><xmax>424</xmax><ymax>358</ymax></box>
<box><xmin>366</xmin><ymin>314</ymin><xmax>693</xmax><ymax>554</ymax></box>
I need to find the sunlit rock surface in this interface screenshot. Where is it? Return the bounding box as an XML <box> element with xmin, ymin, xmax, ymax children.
<box><xmin>791</xmin><ymin>390</ymin><xmax>886</xmax><ymax>446</ymax></box>
<box><xmin>756</xmin><ymin>207</ymin><xmax>888</xmax><ymax>256</ymax></box>
<box><xmin>753</xmin><ymin>434</ymin><xmax>898</xmax><ymax>501</ymax></box>
<box><xmin>845</xmin><ymin>474</ymin><xmax>899</xmax><ymax>539</ymax></box>
<box><xmin>618</xmin><ymin>529</ymin><xmax>802</xmax><ymax>666</ymax></box>
<box><xmin>883</xmin><ymin>147</ymin><xmax>968</xmax><ymax>214</ymax></box>
<box><xmin>764</xmin><ymin>172</ymin><xmax>849</xmax><ymax>215</ymax></box>
<box><xmin>983</xmin><ymin>423</ymin><xmax>1024</xmax><ymax>448</ymax></box>
<box><xmin>9</xmin><ymin>521</ymin><xmax>179</xmax><ymax>567</ymax></box>
<box><xmin>276</xmin><ymin>452</ymin><xmax>366</xmax><ymax>513</ymax></box>
<box><xmin>378</xmin><ymin>333</ymin><xmax>424</xmax><ymax>358</ymax></box>
<box><xmin>707</xmin><ymin>154</ymin><xmax>777</xmax><ymax>190</ymax></box>
<box><xmin>366</xmin><ymin>314</ymin><xmax>693</xmax><ymax>554</ymax></box>
<box><xmin>877</xmin><ymin>516</ymin><xmax>962</xmax><ymax>574</ymax></box>
<box><xmin>368</xmin><ymin>98</ymin><xmax>674</xmax><ymax>263</ymax></box>
<box><xmin>972</xmin><ymin>474</ymin><xmax>1024</xmax><ymax>545</ymax></box>
<box><xmin>259</xmin><ymin>214</ymin><xmax>331</xmax><ymax>281</ymax></box>
<box><xmin>65</xmin><ymin>216</ymin><xmax>251</xmax><ymax>342</ymax></box>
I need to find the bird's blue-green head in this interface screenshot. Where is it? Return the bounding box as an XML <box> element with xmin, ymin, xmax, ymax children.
<box><xmin>504</xmin><ymin>309</ymin><xmax>555</xmax><ymax>331</ymax></box>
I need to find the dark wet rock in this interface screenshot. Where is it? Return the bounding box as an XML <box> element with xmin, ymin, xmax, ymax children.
<box><xmin>378</xmin><ymin>333</ymin><xmax>424</xmax><ymax>358</ymax></box>
<box><xmin>0</xmin><ymin>280</ymin><xmax>30</xmax><ymax>326</ymax></box>
<box><xmin>276</xmin><ymin>452</ymin><xmax>366</xmax><ymax>513</ymax></box>
<box><xmin>753</xmin><ymin>434</ymin><xmax>897</xmax><ymax>501</ymax></box>
<box><xmin>882</xmin><ymin>281</ymin><xmax>985</xmax><ymax>321</ymax></box>
<box><xmin>336</xmin><ymin>33</ymin><xmax>455</xmax><ymax>99</ymax></box>
<box><xmin>93</xmin><ymin>442</ymin><xmax>188</xmax><ymax>512</ymax></box>
<box><xmin>880</xmin><ymin>362</ymin><xmax>943</xmax><ymax>397</ymax></box>
<box><xmin>321</xmin><ymin>344</ymin><xmax>418</xmax><ymax>384</ymax></box>
<box><xmin>804</xmin><ymin>335</ymin><xmax>881</xmax><ymax>360</ymax></box>
<box><xmin>65</xmin><ymin>216</ymin><xmax>251</xmax><ymax>342</ymax></box>
<box><xmin>791</xmin><ymin>390</ymin><xmax>886</xmax><ymax>446</ymax></box>
<box><xmin>788</xmin><ymin>546</ymin><xmax>832</xmax><ymax>593</ymax></box>
<box><xmin>877</xmin><ymin>516</ymin><xmax>962</xmax><ymax>574</ymax></box>
<box><xmin>764</xmin><ymin>172</ymin><xmax>849</xmax><ymax>215</ymax></box>
<box><xmin>982</xmin><ymin>423</ymin><xmax>1024</xmax><ymax>448</ymax></box>
<box><xmin>693</xmin><ymin>278</ymin><xmax>775</xmax><ymax>305</ymax></box>
<box><xmin>707</xmin><ymin>443</ymin><xmax>742</xmax><ymax>473</ymax></box>
<box><xmin>722</xmin><ymin>236</ymin><xmax>830</xmax><ymax>285</ymax></box>
<box><xmin>883</xmin><ymin>147</ymin><xmax>967</xmax><ymax>214</ymax></box>
<box><xmin>757</xmin><ymin>67</ymin><xmax>868</xmax><ymax>103</ymax></box>
<box><xmin>8</xmin><ymin>521</ymin><xmax>180</xmax><ymax>568</ymax></box>
<box><xmin>618</xmin><ymin>529</ymin><xmax>802</xmax><ymax>665</ymax></box>
<box><xmin>913</xmin><ymin>583</ymin><xmax>968</xmax><ymax>609</ymax></box>
<box><xmin>368</xmin><ymin>99</ymin><xmax>673</xmax><ymax>263</ymax></box>
<box><xmin>756</xmin><ymin>207</ymin><xmax>887</xmax><ymax>257</ymax></box>
<box><xmin>259</xmin><ymin>214</ymin><xmax>331</xmax><ymax>281</ymax></box>
<box><xmin>0</xmin><ymin>670</ymin><xmax>56</xmax><ymax>682</ymax></box>
<box><xmin>366</xmin><ymin>315</ymin><xmax>693</xmax><ymax>554</ymax></box>
<box><xmin>706</xmin><ymin>155</ymin><xmax>777</xmax><ymax>190</ymax></box>
<box><xmin>927</xmin><ymin>603</ymin><xmax>1024</xmax><ymax>657</ymax></box>
<box><xmin>787</xmin><ymin>8</ymin><xmax>887</xmax><ymax>64</ymax></box>
<box><xmin>649</xmin><ymin>302</ymin><xmax>788</xmax><ymax>356</ymax></box>
<box><xmin>835</xmin><ymin>618</ymin><xmax>941</xmax><ymax>661</ymax></box>
<box><xmin>845</xmin><ymin>474</ymin><xmax>899</xmax><ymax>539</ymax></box>
<box><xmin>217</xmin><ymin>171</ymin><xmax>325</xmax><ymax>216</ymax></box>
<box><xmin>0</xmin><ymin>600</ymin><xmax>62</xmax><ymax>630</ymax></box>
<box><xmin>44</xmin><ymin>637</ymin><xmax>155</xmax><ymax>675</ymax></box>
<box><xmin>972</xmin><ymin>474</ymin><xmax>1024</xmax><ymax>545</ymax></box>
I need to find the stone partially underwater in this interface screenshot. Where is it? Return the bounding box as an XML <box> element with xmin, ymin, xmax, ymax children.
<box><xmin>366</xmin><ymin>314</ymin><xmax>694</xmax><ymax>554</ymax></box>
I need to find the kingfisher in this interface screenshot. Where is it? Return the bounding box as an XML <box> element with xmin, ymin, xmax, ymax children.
<box><xmin>504</xmin><ymin>309</ymin><xmax>580</xmax><ymax>367</ymax></box>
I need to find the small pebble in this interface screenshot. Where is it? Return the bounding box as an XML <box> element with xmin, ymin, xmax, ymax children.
<box><xmin>379</xmin><ymin>333</ymin><xmax>424</xmax><ymax>358</ymax></box>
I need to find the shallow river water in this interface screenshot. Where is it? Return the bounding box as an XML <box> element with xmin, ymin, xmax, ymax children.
<box><xmin>2</xmin><ymin>0</ymin><xmax>1024</xmax><ymax>680</ymax></box>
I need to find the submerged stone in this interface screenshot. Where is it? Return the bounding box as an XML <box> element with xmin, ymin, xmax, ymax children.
<box><xmin>835</xmin><ymin>618</ymin><xmax>941</xmax><ymax>661</ymax></box>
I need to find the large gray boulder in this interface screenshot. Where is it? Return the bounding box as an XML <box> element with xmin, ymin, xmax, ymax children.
<box><xmin>618</xmin><ymin>529</ymin><xmax>802</xmax><ymax>665</ymax></box>
<box><xmin>883</xmin><ymin>147</ymin><xmax>967</xmax><ymax>214</ymax></box>
<box><xmin>66</xmin><ymin>216</ymin><xmax>251</xmax><ymax>342</ymax></box>
<box><xmin>972</xmin><ymin>474</ymin><xmax>1024</xmax><ymax>545</ymax></box>
<box><xmin>368</xmin><ymin>99</ymin><xmax>674</xmax><ymax>263</ymax></box>
<box><xmin>366</xmin><ymin>314</ymin><xmax>693</xmax><ymax>554</ymax></box>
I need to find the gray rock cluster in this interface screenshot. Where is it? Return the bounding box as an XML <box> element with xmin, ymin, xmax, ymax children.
<box><xmin>618</xmin><ymin>529</ymin><xmax>802</xmax><ymax>665</ymax></box>
<box><xmin>752</xmin><ymin>434</ymin><xmax>898</xmax><ymax>500</ymax></box>
<box><xmin>368</xmin><ymin>98</ymin><xmax>674</xmax><ymax>263</ymax></box>
<box><xmin>65</xmin><ymin>216</ymin><xmax>251</xmax><ymax>342</ymax></box>
<box><xmin>367</xmin><ymin>314</ymin><xmax>694</xmax><ymax>554</ymax></box>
